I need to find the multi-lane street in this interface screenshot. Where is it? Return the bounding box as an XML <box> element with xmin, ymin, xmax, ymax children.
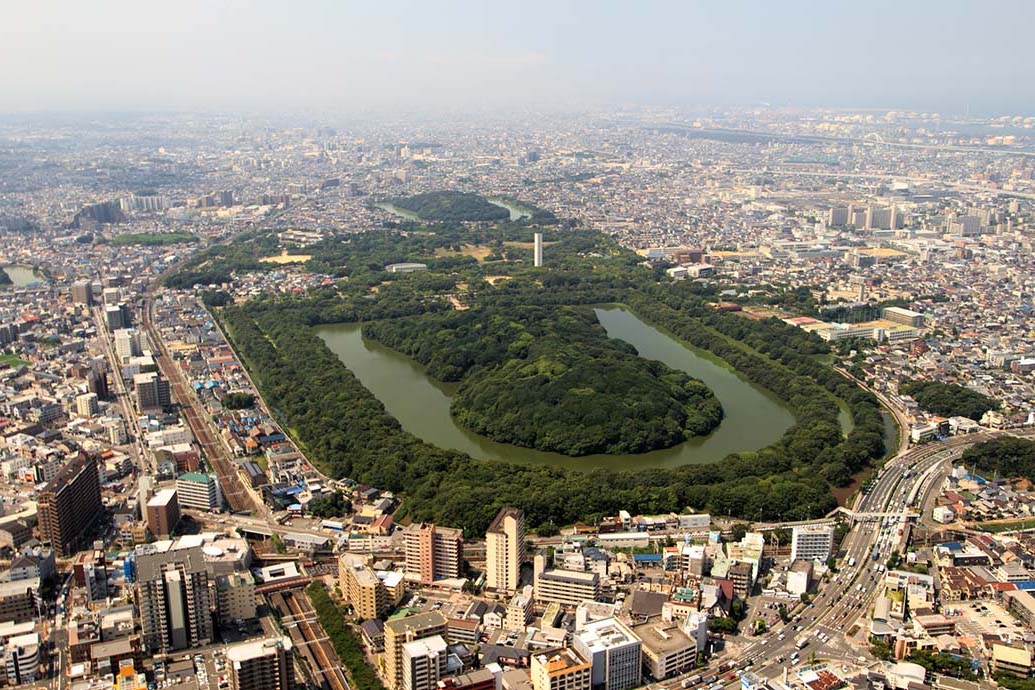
<box><xmin>671</xmin><ymin>433</ymin><xmax>997</xmax><ymax>690</ymax></box>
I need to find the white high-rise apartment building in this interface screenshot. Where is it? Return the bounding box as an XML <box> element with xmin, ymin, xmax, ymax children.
<box><xmin>486</xmin><ymin>507</ymin><xmax>525</xmax><ymax>593</ymax></box>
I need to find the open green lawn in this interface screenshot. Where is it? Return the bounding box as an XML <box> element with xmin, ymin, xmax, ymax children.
<box><xmin>0</xmin><ymin>354</ymin><xmax>29</xmax><ymax>367</ymax></box>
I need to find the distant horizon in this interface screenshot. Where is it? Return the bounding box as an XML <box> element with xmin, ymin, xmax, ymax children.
<box><xmin>3</xmin><ymin>1</ymin><xmax>1034</xmax><ymax>116</ymax></box>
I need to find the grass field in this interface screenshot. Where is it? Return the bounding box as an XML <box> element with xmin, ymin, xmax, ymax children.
<box><xmin>0</xmin><ymin>354</ymin><xmax>28</xmax><ymax>367</ymax></box>
<box><xmin>974</xmin><ymin>518</ymin><xmax>1035</xmax><ymax>533</ymax></box>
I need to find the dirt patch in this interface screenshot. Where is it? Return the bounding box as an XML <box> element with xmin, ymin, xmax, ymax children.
<box><xmin>261</xmin><ymin>250</ymin><xmax>312</xmax><ymax>264</ymax></box>
<box><xmin>433</xmin><ymin>244</ymin><xmax>494</xmax><ymax>262</ymax></box>
<box><xmin>484</xmin><ymin>275</ymin><xmax>513</xmax><ymax>286</ymax></box>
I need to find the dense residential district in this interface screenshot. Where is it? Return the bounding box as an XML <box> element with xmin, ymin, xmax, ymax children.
<box><xmin>4</xmin><ymin>108</ymin><xmax>1035</xmax><ymax>690</ymax></box>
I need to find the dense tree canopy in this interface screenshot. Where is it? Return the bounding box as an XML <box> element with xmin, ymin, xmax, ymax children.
<box><xmin>386</xmin><ymin>191</ymin><xmax>510</xmax><ymax>222</ymax></box>
<box><xmin>961</xmin><ymin>437</ymin><xmax>1035</xmax><ymax>479</ymax></box>
<box><xmin>900</xmin><ymin>379</ymin><xmax>998</xmax><ymax>420</ymax></box>
<box><xmin>206</xmin><ymin>220</ymin><xmax>890</xmax><ymax>536</ymax></box>
<box><xmin>363</xmin><ymin>306</ymin><xmax>722</xmax><ymax>455</ymax></box>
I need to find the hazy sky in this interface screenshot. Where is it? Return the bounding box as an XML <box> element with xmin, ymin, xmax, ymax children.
<box><xmin>2</xmin><ymin>1</ymin><xmax>1033</xmax><ymax>115</ymax></box>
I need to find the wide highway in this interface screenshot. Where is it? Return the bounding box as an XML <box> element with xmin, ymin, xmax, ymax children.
<box><xmin>665</xmin><ymin>432</ymin><xmax>997</xmax><ymax>690</ymax></box>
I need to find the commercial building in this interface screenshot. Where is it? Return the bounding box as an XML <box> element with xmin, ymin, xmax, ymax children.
<box><xmin>226</xmin><ymin>636</ymin><xmax>294</xmax><ymax>690</ymax></box>
<box><xmin>146</xmin><ymin>489</ymin><xmax>180</xmax><ymax>538</ymax></box>
<box><xmin>339</xmin><ymin>554</ymin><xmax>390</xmax><ymax>621</ymax></box>
<box><xmin>133</xmin><ymin>371</ymin><xmax>170</xmax><ymax>410</ymax></box>
<box><xmin>38</xmin><ymin>452</ymin><xmax>103</xmax><ymax>557</ymax></box>
<box><xmin>634</xmin><ymin>621</ymin><xmax>697</xmax><ymax>680</ymax></box>
<box><xmin>402</xmin><ymin>634</ymin><xmax>449</xmax><ymax>690</ymax></box>
<box><xmin>136</xmin><ymin>547</ymin><xmax>214</xmax><ymax>654</ymax></box>
<box><xmin>402</xmin><ymin>523</ymin><xmax>464</xmax><ymax>584</ymax></box>
<box><xmin>175</xmin><ymin>472</ymin><xmax>222</xmax><ymax>512</ymax></box>
<box><xmin>504</xmin><ymin>588</ymin><xmax>534</xmax><ymax>631</ymax></box>
<box><xmin>384</xmin><ymin>612</ymin><xmax>448</xmax><ymax>690</ymax></box>
<box><xmin>530</xmin><ymin>649</ymin><xmax>592</xmax><ymax>690</ymax></box>
<box><xmin>572</xmin><ymin>618</ymin><xmax>641</xmax><ymax>690</ymax></box>
<box><xmin>486</xmin><ymin>507</ymin><xmax>525</xmax><ymax>594</ymax></box>
<box><xmin>534</xmin><ymin>568</ymin><xmax>600</xmax><ymax>608</ymax></box>
<box><xmin>790</xmin><ymin>524</ymin><xmax>835</xmax><ymax>563</ymax></box>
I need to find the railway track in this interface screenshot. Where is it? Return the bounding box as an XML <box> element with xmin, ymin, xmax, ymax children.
<box><xmin>271</xmin><ymin>589</ymin><xmax>351</xmax><ymax>690</ymax></box>
<box><xmin>143</xmin><ymin>297</ymin><xmax>257</xmax><ymax>514</ymax></box>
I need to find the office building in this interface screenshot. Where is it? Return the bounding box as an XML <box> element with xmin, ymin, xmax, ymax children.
<box><xmin>76</xmin><ymin>392</ymin><xmax>99</xmax><ymax>418</ymax></box>
<box><xmin>534</xmin><ymin>233</ymin><xmax>544</xmax><ymax>267</ymax></box>
<box><xmin>226</xmin><ymin>636</ymin><xmax>294</xmax><ymax>690</ymax></box>
<box><xmin>71</xmin><ymin>281</ymin><xmax>94</xmax><ymax>306</ymax></box>
<box><xmin>384</xmin><ymin>612</ymin><xmax>448</xmax><ymax>690</ymax></box>
<box><xmin>175</xmin><ymin>472</ymin><xmax>222</xmax><ymax>512</ymax></box>
<box><xmin>339</xmin><ymin>554</ymin><xmax>390</xmax><ymax>621</ymax></box>
<box><xmin>134</xmin><ymin>372</ymin><xmax>170</xmax><ymax>411</ymax></box>
<box><xmin>114</xmin><ymin>328</ymin><xmax>144</xmax><ymax>360</ymax></box>
<box><xmin>534</xmin><ymin>567</ymin><xmax>600</xmax><ymax>607</ymax></box>
<box><xmin>402</xmin><ymin>522</ymin><xmax>464</xmax><ymax>584</ymax></box>
<box><xmin>486</xmin><ymin>507</ymin><xmax>525</xmax><ymax>594</ymax></box>
<box><xmin>38</xmin><ymin>453</ymin><xmax>103</xmax><ymax>557</ymax></box>
<box><xmin>530</xmin><ymin>649</ymin><xmax>592</xmax><ymax>690</ymax></box>
<box><xmin>572</xmin><ymin>618</ymin><xmax>641</xmax><ymax>690</ymax></box>
<box><xmin>146</xmin><ymin>489</ymin><xmax>180</xmax><ymax>538</ymax></box>
<box><xmin>634</xmin><ymin>621</ymin><xmax>697</xmax><ymax>680</ymax></box>
<box><xmin>790</xmin><ymin>524</ymin><xmax>835</xmax><ymax>563</ymax></box>
<box><xmin>136</xmin><ymin>547</ymin><xmax>214</xmax><ymax>654</ymax></box>
<box><xmin>402</xmin><ymin>634</ymin><xmax>449</xmax><ymax>690</ymax></box>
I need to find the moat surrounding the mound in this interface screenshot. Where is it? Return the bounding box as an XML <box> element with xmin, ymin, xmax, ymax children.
<box><xmin>317</xmin><ymin>307</ymin><xmax>800</xmax><ymax>470</ymax></box>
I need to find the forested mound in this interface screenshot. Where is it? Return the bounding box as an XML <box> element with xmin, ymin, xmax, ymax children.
<box><xmin>387</xmin><ymin>191</ymin><xmax>510</xmax><ymax>222</ymax></box>
<box><xmin>363</xmin><ymin>306</ymin><xmax>723</xmax><ymax>455</ymax></box>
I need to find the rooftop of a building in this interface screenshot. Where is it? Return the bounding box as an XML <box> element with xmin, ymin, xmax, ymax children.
<box><xmin>225</xmin><ymin>636</ymin><xmax>292</xmax><ymax>664</ymax></box>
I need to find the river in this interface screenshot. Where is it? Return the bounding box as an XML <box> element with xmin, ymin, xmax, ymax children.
<box><xmin>316</xmin><ymin>306</ymin><xmax>797</xmax><ymax>470</ymax></box>
<box><xmin>2</xmin><ymin>265</ymin><xmax>45</xmax><ymax>287</ymax></box>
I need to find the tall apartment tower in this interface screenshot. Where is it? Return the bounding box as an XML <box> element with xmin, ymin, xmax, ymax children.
<box><xmin>402</xmin><ymin>635</ymin><xmax>449</xmax><ymax>690</ymax></box>
<box><xmin>402</xmin><ymin>523</ymin><xmax>464</xmax><ymax>584</ymax></box>
<box><xmin>136</xmin><ymin>547</ymin><xmax>214</xmax><ymax>654</ymax></box>
<box><xmin>384</xmin><ymin>612</ymin><xmax>449</xmax><ymax>690</ymax></box>
<box><xmin>71</xmin><ymin>281</ymin><xmax>94</xmax><ymax>306</ymax></box>
<box><xmin>134</xmin><ymin>372</ymin><xmax>171</xmax><ymax>411</ymax></box>
<box><xmin>38</xmin><ymin>453</ymin><xmax>103</xmax><ymax>557</ymax></box>
<box><xmin>485</xmin><ymin>507</ymin><xmax>525</xmax><ymax>594</ymax></box>
<box><xmin>114</xmin><ymin>328</ymin><xmax>143</xmax><ymax>360</ymax></box>
<box><xmin>226</xmin><ymin>637</ymin><xmax>294</xmax><ymax>690</ymax></box>
<box><xmin>533</xmin><ymin>233</ymin><xmax>543</xmax><ymax>267</ymax></box>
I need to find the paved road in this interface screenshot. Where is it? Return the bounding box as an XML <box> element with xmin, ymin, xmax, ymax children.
<box><xmin>666</xmin><ymin>433</ymin><xmax>997</xmax><ymax>689</ymax></box>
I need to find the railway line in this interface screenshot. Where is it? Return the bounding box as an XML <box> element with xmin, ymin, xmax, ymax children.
<box><xmin>142</xmin><ymin>296</ymin><xmax>258</xmax><ymax>514</ymax></box>
<box><xmin>269</xmin><ymin>589</ymin><xmax>350</xmax><ymax>690</ymax></box>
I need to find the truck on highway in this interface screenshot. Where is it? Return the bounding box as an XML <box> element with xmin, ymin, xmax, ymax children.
<box><xmin>682</xmin><ymin>675</ymin><xmax>702</xmax><ymax>688</ymax></box>
<box><xmin>796</xmin><ymin>638</ymin><xmax>809</xmax><ymax>650</ymax></box>
<box><xmin>848</xmin><ymin>557</ymin><xmax>856</xmax><ymax>567</ymax></box>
